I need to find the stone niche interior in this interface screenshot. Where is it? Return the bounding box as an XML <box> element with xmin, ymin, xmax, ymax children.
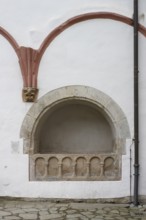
<box><xmin>37</xmin><ymin>100</ymin><xmax>114</xmax><ymax>154</ymax></box>
<box><xmin>30</xmin><ymin>99</ymin><xmax>121</xmax><ymax>181</ymax></box>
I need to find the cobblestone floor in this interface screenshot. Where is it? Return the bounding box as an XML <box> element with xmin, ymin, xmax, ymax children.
<box><xmin>0</xmin><ymin>199</ymin><xmax>146</xmax><ymax>220</ymax></box>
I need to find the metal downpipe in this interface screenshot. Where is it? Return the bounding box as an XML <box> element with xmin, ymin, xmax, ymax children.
<box><xmin>133</xmin><ymin>0</ymin><xmax>139</xmax><ymax>206</ymax></box>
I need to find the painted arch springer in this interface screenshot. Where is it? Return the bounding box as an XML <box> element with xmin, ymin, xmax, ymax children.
<box><xmin>0</xmin><ymin>12</ymin><xmax>146</xmax><ymax>102</ymax></box>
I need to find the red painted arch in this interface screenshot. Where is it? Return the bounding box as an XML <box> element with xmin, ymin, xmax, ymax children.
<box><xmin>0</xmin><ymin>26</ymin><xmax>19</xmax><ymax>54</ymax></box>
<box><xmin>1</xmin><ymin>12</ymin><xmax>146</xmax><ymax>101</ymax></box>
<box><xmin>37</xmin><ymin>12</ymin><xmax>146</xmax><ymax>67</ymax></box>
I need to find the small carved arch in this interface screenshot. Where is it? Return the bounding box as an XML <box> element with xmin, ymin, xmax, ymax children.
<box><xmin>35</xmin><ymin>157</ymin><xmax>45</xmax><ymax>178</ymax></box>
<box><xmin>62</xmin><ymin>157</ymin><xmax>73</xmax><ymax>177</ymax></box>
<box><xmin>48</xmin><ymin>157</ymin><xmax>59</xmax><ymax>177</ymax></box>
<box><xmin>90</xmin><ymin>157</ymin><xmax>101</xmax><ymax>177</ymax></box>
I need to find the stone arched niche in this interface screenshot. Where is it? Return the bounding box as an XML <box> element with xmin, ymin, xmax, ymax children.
<box><xmin>20</xmin><ymin>85</ymin><xmax>130</xmax><ymax>181</ymax></box>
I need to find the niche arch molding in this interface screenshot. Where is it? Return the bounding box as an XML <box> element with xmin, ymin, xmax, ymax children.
<box><xmin>20</xmin><ymin>85</ymin><xmax>130</xmax><ymax>181</ymax></box>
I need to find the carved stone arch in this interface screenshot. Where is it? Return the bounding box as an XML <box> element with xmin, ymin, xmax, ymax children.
<box><xmin>20</xmin><ymin>85</ymin><xmax>130</xmax><ymax>181</ymax></box>
<box><xmin>20</xmin><ymin>85</ymin><xmax>130</xmax><ymax>154</ymax></box>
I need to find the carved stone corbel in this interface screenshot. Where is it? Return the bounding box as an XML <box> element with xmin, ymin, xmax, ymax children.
<box><xmin>22</xmin><ymin>87</ymin><xmax>38</xmax><ymax>102</ymax></box>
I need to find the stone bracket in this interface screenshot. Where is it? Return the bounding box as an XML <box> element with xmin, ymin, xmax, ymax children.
<box><xmin>22</xmin><ymin>87</ymin><xmax>38</xmax><ymax>102</ymax></box>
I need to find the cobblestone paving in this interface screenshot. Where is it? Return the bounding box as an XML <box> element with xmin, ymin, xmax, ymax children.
<box><xmin>0</xmin><ymin>200</ymin><xmax>146</xmax><ymax>220</ymax></box>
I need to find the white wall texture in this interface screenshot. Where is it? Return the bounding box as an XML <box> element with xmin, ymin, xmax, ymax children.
<box><xmin>0</xmin><ymin>0</ymin><xmax>146</xmax><ymax>199</ymax></box>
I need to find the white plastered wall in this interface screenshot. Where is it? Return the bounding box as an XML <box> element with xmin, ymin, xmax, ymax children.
<box><xmin>0</xmin><ymin>0</ymin><xmax>146</xmax><ymax>199</ymax></box>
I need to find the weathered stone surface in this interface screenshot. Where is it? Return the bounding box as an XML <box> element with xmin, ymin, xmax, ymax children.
<box><xmin>115</xmin><ymin>217</ymin><xmax>127</xmax><ymax>220</ymax></box>
<box><xmin>11</xmin><ymin>209</ymin><xmax>26</xmax><ymax>214</ymax></box>
<box><xmin>66</xmin><ymin>209</ymin><xmax>77</xmax><ymax>214</ymax></box>
<box><xmin>0</xmin><ymin>210</ymin><xmax>11</xmax><ymax>216</ymax></box>
<box><xmin>49</xmin><ymin>210</ymin><xmax>58</xmax><ymax>214</ymax></box>
<box><xmin>39</xmin><ymin>213</ymin><xmax>64</xmax><ymax>219</ymax></box>
<box><xmin>19</xmin><ymin>213</ymin><xmax>38</xmax><ymax>219</ymax></box>
<box><xmin>70</xmin><ymin>202</ymin><xmax>105</xmax><ymax>210</ymax></box>
<box><xmin>23</xmin><ymin>208</ymin><xmax>38</xmax><ymax>212</ymax></box>
<box><xmin>3</xmin><ymin>216</ymin><xmax>21</xmax><ymax>220</ymax></box>
<box><xmin>66</xmin><ymin>213</ymin><xmax>85</xmax><ymax>218</ymax></box>
<box><xmin>110</xmin><ymin>209</ymin><xmax>120</xmax><ymax>214</ymax></box>
<box><xmin>36</xmin><ymin>203</ymin><xmax>53</xmax><ymax>209</ymax></box>
<box><xmin>120</xmin><ymin>211</ymin><xmax>129</xmax><ymax>216</ymax></box>
<box><xmin>59</xmin><ymin>206</ymin><xmax>68</xmax><ymax>211</ymax></box>
<box><xmin>39</xmin><ymin>211</ymin><xmax>49</xmax><ymax>215</ymax></box>
<box><xmin>66</xmin><ymin>218</ymin><xmax>79</xmax><ymax>220</ymax></box>
<box><xmin>92</xmin><ymin>218</ymin><xmax>104</xmax><ymax>220</ymax></box>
